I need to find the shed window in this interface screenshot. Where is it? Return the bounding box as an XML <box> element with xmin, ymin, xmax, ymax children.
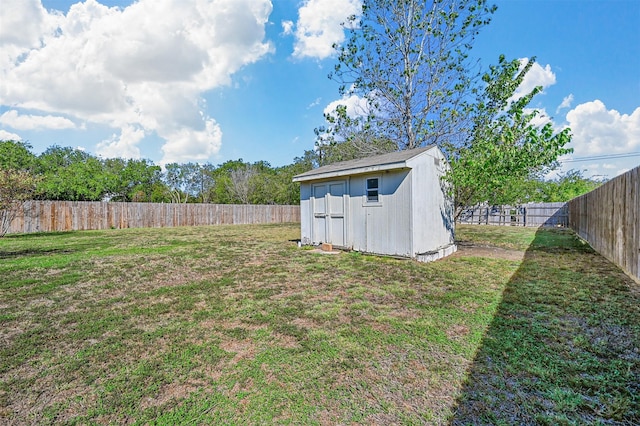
<box><xmin>366</xmin><ymin>178</ymin><xmax>379</xmax><ymax>202</ymax></box>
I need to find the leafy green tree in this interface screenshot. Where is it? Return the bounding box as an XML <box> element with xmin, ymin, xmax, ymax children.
<box><xmin>103</xmin><ymin>158</ymin><xmax>163</xmax><ymax>202</ymax></box>
<box><xmin>199</xmin><ymin>159</ymin><xmax>298</xmax><ymax>205</ymax></box>
<box><xmin>199</xmin><ymin>163</ymin><xmax>218</xmax><ymax>203</ymax></box>
<box><xmin>0</xmin><ymin>168</ymin><xmax>40</xmax><ymax>237</ymax></box>
<box><xmin>0</xmin><ymin>141</ymin><xmax>40</xmax><ymax>236</ymax></box>
<box><xmin>536</xmin><ymin>170</ymin><xmax>603</xmax><ymax>202</ymax></box>
<box><xmin>164</xmin><ymin>163</ymin><xmax>194</xmax><ymax>203</ymax></box>
<box><xmin>149</xmin><ymin>182</ymin><xmax>172</xmax><ymax>203</ymax></box>
<box><xmin>36</xmin><ymin>146</ymin><xmax>106</xmax><ymax>201</ymax></box>
<box><xmin>245</xmin><ymin>161</ymin><xmax>275</xmax><ymax>204</ymax></box>
<box><xmin>293</xmin><ymin>149</ymin><xmax>322</xmax><ymax>171</ymax></box>
<box><xmin>206</xmin><ymin>160</ymin><xmax>245</xmax><ymax>204</ymax></box>
<box><xmin>330</xmin><ymin>0</ymin><xmax>496</xmax><ymax>150</ymax></box>
<box><xmin>164</xmin><ymin>162</ymin><xmax>221</xmax><ymax>203</ymax></box>
<box><xmin>446</xmin><ymin>56</ymin><xmax>573</xmax><ymax>216</ymax></box>
<box><xmin>270</xmin><ymin>159</ymin><xmax>317</xmax><ymax>205</ymax></box>
<box><xmin>0</xmin><ymin>140</ymin><xmax>38</xmax><ymax>171</ymax></box>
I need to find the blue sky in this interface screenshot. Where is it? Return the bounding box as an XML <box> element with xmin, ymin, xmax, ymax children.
<box><xmin>1</xmin><ymin>0</ymin><xmax>639</xmax><ymax>179</ymax></box>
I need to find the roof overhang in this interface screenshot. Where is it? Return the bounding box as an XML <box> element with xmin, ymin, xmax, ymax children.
<box><xmin>292</xmin><ymin>162</ymin><xmax>410</xmax><ymax>182</ymax></box>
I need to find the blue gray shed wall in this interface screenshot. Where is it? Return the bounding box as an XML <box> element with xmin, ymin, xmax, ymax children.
<box><xmin>407</xmin><ymin>149</ymin><xmax>455</xmax><ymax>255</ymax></box>
<box><xmin>347</xmin><ymin>170</ymin><xmax>412</xmax><ymax>257</ymax></box>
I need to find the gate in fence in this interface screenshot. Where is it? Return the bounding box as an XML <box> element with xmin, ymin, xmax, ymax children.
<box><xmin>457</xmin><ymin>202</ymin><xmax>568</xmax><ymax>227</ymax></box>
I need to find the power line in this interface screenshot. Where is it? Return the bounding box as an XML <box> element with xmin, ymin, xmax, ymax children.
<box><xmin>561</xmin><ymin>152</ymin><xmax>640</xmax><ymax>163</ymax></box>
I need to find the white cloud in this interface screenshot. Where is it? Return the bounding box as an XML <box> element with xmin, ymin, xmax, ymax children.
<box><xmin>96</xmin><ymin>125</ymin><xmax>144</xmax><ymax>159</ymax></box>
<box><xmin>291</xmin><ymin>0</ymin><xmax>361</xmax><ymax>59</ymax></box>
<box><xmin>0</xmin><ymin>110</ymin><xmax>76</xmax><ymax>130</ymax></box>
<box><xmin>0</xmin><ymin>0</ymin><xmax>54</xmax><ymax>48</ymax></box>
<box><xmin>511</xmin><ymin>59</ymin><xmax>556</xmax><ymax>102</ymax></box>
<box><xmin>565</xmin><ymin>100</ymin><xmax>640</xmax><ymax>157</ymax></box>
<box><xmin>556</xmin><ymin>94</ymin><xmax>574</xmax><ymax>113</ymax></box>
<box><xmin>556</xmin><ymin>101</ymin><xmax>640</xmax><ymax>179</ymax></box>
<box><xmin>307</xmin><ymin>97</ymin><xmax>322</xmax><ymax>109</ymax></box>
<box><xmin>159</xmin><ymin>119</ymin><xmax>223</xmax><ymax>165</ymax></box>
<box><xmin>0</xmin><ymin>0</ymin><xmax>274</xmax><ymax>163</ymax></box>
<box><xmin>281</xmin><ymin>20</ymin><xmax>294</xmax><ymax>35</ymax></box>
<box><xmin>0</xmin><ymin>130</ymin><xmax>22</xmax><ymax>140</ymax></box>
<box><xmin>524</xmin><ymin>107</ymin><xmax>552</xmax><ymax>128</ymax></box>
<box><xmin>324</xmin><ymin>94</ymin><xmax>370</xmax><ymax>119</ymax></box>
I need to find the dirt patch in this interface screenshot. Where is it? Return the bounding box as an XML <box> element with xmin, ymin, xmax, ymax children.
<box><xmin>446</xmin><ymin>324</ymin><xmax>470</xmax><ymax>341</ymax></box>
<box><xmin>272</xmin><ymin>332</ymin><xmax>301</xmax><ymax>349</ymax></box>
<box><xmin>452</xmin><ymin>242</ymin><xmax>525</xmax><ymax>261</ymax></box>
<box><xmin>219</xmin><ymin>338</ymin><xmax>257</xmax><ymax>365</ymax></box>
<box><xmin>291</xmin><ymin>317</ymin><xmax>319</xmax><ymax>331</ymax></box>
<box><xmin>140</xmin><ymin>382</ymin><xmax>201</xmax><ymax>410</ymax></box>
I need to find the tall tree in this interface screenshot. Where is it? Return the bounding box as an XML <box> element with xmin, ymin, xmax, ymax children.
<box><xmin>446</xmin><ymin>55</ymin><xmax>573</xmax><ymax>216</ymax></box>
<box><xmin>315</xmin><ymin>104</ymin><xmax>397</xmax><ymax>164</ymax></box>
<box><xmin>0</xmin><ymin>169</ymin><xmax>40</xmax><ymax>237</ymax></box>
<box><xmin>330</xmin><ymin>0</ymin><xmax>496</xmax><ymax>150</ymax></box>
<box><xmin>199</xmin><ymin>163</ymin><xmax>218</xmax><ymax>203</ymax></box>
<box><xmin>537</xmin><ymin>170</ymin><xmax>603</xmax><ymax>202</ymax></box>
<box><xmin>164</xmin><ymin>162</ymin><xmax>206</xmax><ymax>203</ymax></box>
<box><xmin>0</xmin><ymin>140</ymin><xmax>40</xmax><ymax>236</ymax></box>
<box><xmin>227</xmin><ymin>165</ymin><xmax>258</xmax><ymax>204</ymax></box>
<box><xmin>36</xmin><ymin>146</ymin><xmax>106</xmax><ymax>201</ymax></box>
<box><xmin>208</xmin><ymin>159</ymin><xmax>263</xmax><ymax>204</ymax></box>
<box><xmin>103</xmin><ymin>158</ymin><xmax>163</xmax><ymax>202</ymax></box>
<box><xmin>271</xmin><ymin>154</ymin><xmax>331</xmax><ymax>205</ymax></box>
<box><xmin>0</xmin><ymin>140</ymin><xmax>38</xmax><ymax>171</ymax></box>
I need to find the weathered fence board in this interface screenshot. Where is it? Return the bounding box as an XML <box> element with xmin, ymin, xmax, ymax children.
<box><xmin>457</xmin><ymin>202</ymin><xmax>568</xmax><ymax>227</ymax></box>
<box><xmin>7</xmin><ymin>201</ymin><xmax>301</xmax><ymax>235</ymax></box>
<box><xmin>568</xmin><ymin>166</ymin><xmax>640</xmax><ymax>283</ymax></box>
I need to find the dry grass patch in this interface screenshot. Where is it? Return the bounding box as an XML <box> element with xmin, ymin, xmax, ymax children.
<box><xmin>0</xmin><ymin>224</ymin><xmax>636</xmax><ymax>424</ymax></box>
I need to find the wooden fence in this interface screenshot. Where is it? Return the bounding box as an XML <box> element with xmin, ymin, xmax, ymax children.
<box><xmin>6</xmin><ymin>201</ymin><xmax>301</xmax><ymax>235</ymax></box>
<box><xmin>457</xmin><ymin>202</ymin><xmax>568</xmax><ymax>227</ymax></box>
<box><xmin>568</xmin><ymin>166</ymin><xmax>639</xmax><ymax>283</ymax></box>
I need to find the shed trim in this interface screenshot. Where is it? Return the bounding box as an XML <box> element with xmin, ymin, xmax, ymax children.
<box><xmin>294</xmin><ymin>164</ymin><xmax>409</xmax><ymax>182</ymax></box>
<box><xmin>292</xmin><ymin>145</ymin><xmax>436</xmax><ymax>182</ymax></box>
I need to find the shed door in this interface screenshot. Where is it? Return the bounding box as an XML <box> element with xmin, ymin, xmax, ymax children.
<box><xmin>312</xmin><ymin>184</ymin><xmax>328</xmax><ymax>244</ymax></box>
<box><xmin>328</xmin><ymin>182</ymin><xmax>345</xmax><ymax>246</ymax></box>
<box><xmin>312</xmin><ymin>181</ymin><xmax>346</xmax><ymax>246</ymax></box>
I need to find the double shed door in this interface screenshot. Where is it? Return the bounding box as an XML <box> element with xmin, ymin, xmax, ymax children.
<box><xmin>312</xmin><ymin>181</ymin><xmax>346</xmax><ymax>247</ymax></box>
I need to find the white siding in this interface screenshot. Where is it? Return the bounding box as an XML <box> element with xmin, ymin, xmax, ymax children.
<box><xmin>347</xmin><ymin>170</ymin><xmax>412</xmax><ymax>256</ymax></box>
<box><xmin>407</xmin><ymin>149</ymin><xmax>455</xmax><ymax>255</ymax></box>
<box><xmin>299</xmin><ymin>183</ymin><xmax>312</xmax><ymax>245</ymax></box>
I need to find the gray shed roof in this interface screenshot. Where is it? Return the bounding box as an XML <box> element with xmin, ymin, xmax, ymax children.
<box><xmin>292</xmin><ymin>145</ymin><xmax>437</xmax><ymax>182</ymax></box>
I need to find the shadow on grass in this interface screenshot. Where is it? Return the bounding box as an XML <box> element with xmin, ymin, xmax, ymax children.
<box><xmin>0</xmin><ymin>248</ymin><xmax>76</xmax><ymax>259</ymax></box>
<box><xmin>3</xmin><ymin>231</ymin><xmax>76</xmax><ymax>239</ymax></box>
<box><xmin>450</xmin><ymin>228</ymin><xmax>640</xmax><ymax>425</ymax></box>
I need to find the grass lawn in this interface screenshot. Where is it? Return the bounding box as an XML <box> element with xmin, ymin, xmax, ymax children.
<box><xmin>0</xmin><ymin>223</ymin><xmax>637</xmax><ymax>425</ymax></box>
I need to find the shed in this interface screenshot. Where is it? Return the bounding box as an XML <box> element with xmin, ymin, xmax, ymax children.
<box><xmin>292</xmin><ymin>145</ymin><xmax>457</xmax><ymax>262</ymax></box>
